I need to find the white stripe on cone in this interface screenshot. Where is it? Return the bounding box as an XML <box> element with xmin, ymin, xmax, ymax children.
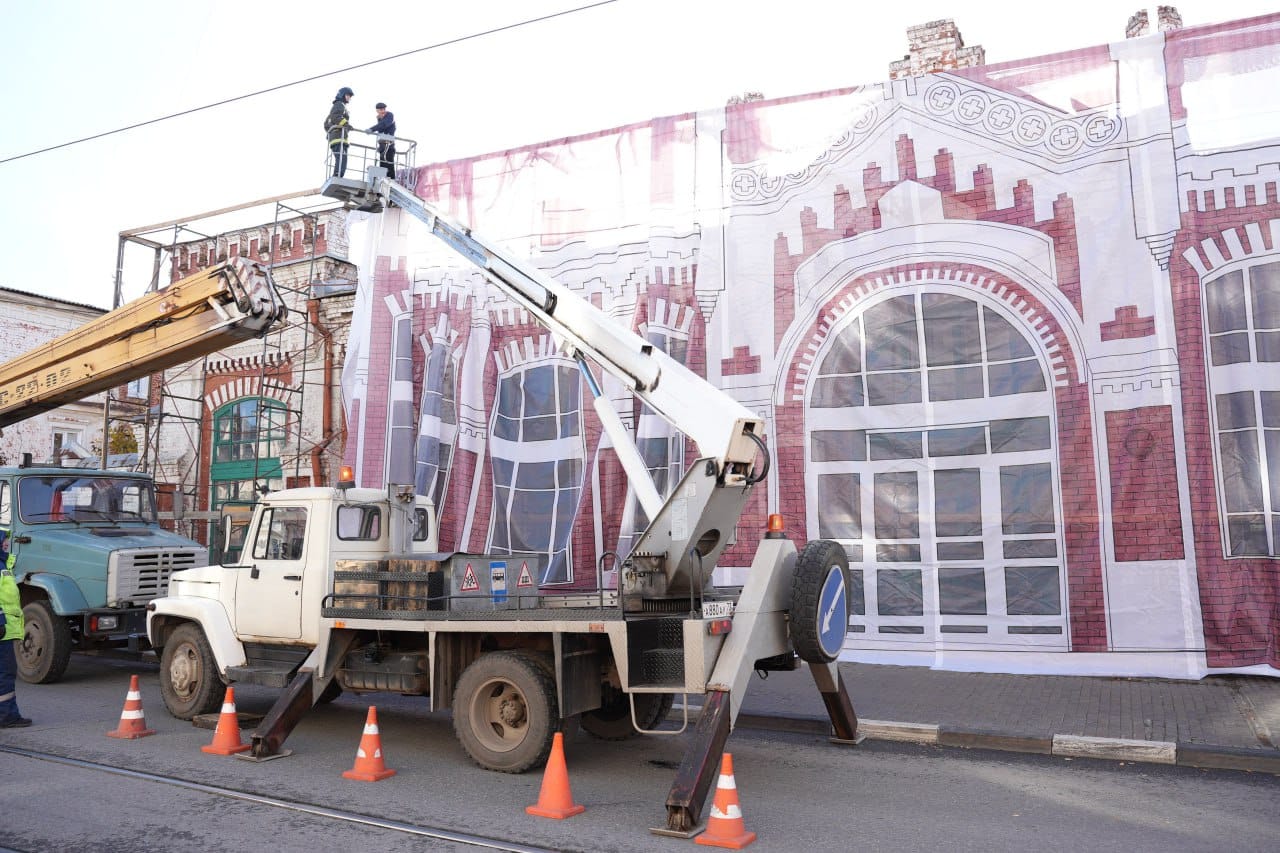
<box><xmin>717</xmin><ymin>774</ymin><xmax>738</xmax><ymax>789</ymax></box>
<box><xmin>709</xmin><ymin>803</ymin><xmax>744</xmax><ymax>820</ymax></box>
<box><xmin>221</xmin><ymin>703</ymin><xmax>235</xmax><ymax>713</ymax></box>
<box><xmin>121</xmin><ymin>709</ymin><xmax>145</xmax><ymax>719</ymax></box>
<box><xmin>363</xmin><ymin>724</ymin><xmax>378</xmax><ymax>734</ymax></box>
<box><xmin>127</xmin><ymin>691</ymin><xmax>141</xmax><ymax>700</ymax></box>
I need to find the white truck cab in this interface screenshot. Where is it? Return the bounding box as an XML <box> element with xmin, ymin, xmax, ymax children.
<box><xmin>148</xmin><ymin>485</ymin><xmax>435</xmax><ymax>715</ymax></box>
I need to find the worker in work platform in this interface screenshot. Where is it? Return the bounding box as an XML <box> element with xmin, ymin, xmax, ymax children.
<box><xmin>325</xmin><ymin>87</ymin><xmax>355</xmax><ymax>178</ymax></box>
<box><xmin>368</xmin><ymin>102</ymin><xmax>396</xmax><ymax>180</ymax></box>
<box><xmin>0</xmin><ymin>529</ymin><xmax>31</xmax><ymax>728</ymax></box>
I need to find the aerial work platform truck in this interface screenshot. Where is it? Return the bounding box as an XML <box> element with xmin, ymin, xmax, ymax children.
<box><xmin>147</xmin><ymin>146</ymin><xmax>859</xmax><ymax>833</ymax></box>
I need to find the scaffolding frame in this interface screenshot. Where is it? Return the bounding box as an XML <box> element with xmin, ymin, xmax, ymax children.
<box><xmin>111</xmin><ymin>189</ymin><xmax>354</xmax><ymax>539</ymax></box>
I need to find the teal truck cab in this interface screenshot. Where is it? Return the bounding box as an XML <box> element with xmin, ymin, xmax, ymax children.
<box><xmin>2</xmin><ymin>461</ymin><xmax>207</xmax><ymax>683</ymax></box>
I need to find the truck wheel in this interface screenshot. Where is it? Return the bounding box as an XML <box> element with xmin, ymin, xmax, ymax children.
<box><xmin>158</xmin><ymin>623</ymin><xmax>224</xmax><ymax>720</ymax></box>
<box><xmin>453</xmin><ymin>650</ymin><xmax>557</xmax><ymax>773</ymax></box>
<box><xmin>581</xmin><ymin>688</ymin><xmax>674</xmax><ymax>740</ymax></box>
<box><xmin>790</xmin><ymin>540</ymin><xmax>851</xmax><ymax>664</ymax></box>
<box><xmin>16</xmin><ymin>600</ymin><xmax>74</xmax><ymax>684</ymax></box>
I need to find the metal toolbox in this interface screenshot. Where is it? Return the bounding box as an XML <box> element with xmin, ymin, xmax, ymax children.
<box><xmin>447</xmin><ymin>553</ymin><xmax>544</xmax><ymax>611</ymax></box>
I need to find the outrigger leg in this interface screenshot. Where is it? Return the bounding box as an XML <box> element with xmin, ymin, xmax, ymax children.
<box><xmin>240</xmin><ymin>631</ymin><xmax>356</xmax><ymax>761</ymax></box>
<box><xmin>654</xmin><ymin>689</ymin><xmax>732</xmax><ymax>836</ymax></box>
<box><xmin>810</xmin><ymin>660</ymin><xmax>862</xmax><ymax>743</ymax></box>
<box><xmin>240</xmin><ymin>668</ymin><xmax>315</xmax><ymax>761</ymax></box>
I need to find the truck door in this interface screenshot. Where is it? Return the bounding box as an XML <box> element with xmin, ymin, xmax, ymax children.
<box><xmin>235</xmin><ymin>505</ymin><xmax>307</xmax><ymax>639</ymax></box>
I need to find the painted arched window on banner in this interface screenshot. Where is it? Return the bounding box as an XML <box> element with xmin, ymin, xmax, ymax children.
<box><xmin>806</xmin><ymin>288</ymin><xmax>1068</xmax><ymax>650</ymax></box>
<box><xmin>488</xmin><ymin>362</ymin><xmax>584</xmax><ymax>584</ymax></box>
<box><xmin>617</xmin><ymin>328</ymin><xmax>689</xmax><ymax>558</ymax></box>
<box><xmin>1203</xmin><ymin>259</ymin><xmax>1280</xmax><ymax>557</ymax></box>
<box><xmin>415</xmin><ymin>337</ymin><xmax>458</xmax><ymax>509</ymax></box>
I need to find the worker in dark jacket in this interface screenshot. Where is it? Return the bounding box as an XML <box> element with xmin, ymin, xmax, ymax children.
<box><xmin>368</xmin><ymin>102</ymin><xmax>396</xmax><ymax>180</ymax></box>
<box><xmin>325</xmin><ymin>87</ymin><xmax>354</xmax><ymax>178</ymax></box>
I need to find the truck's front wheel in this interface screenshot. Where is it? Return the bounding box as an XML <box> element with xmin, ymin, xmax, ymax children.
<box><xmin>453</xmin><ymin>651</ymin><xmax>557</xmax><ymax>773</ymax></box>
<box><xmin>158</xmin><ymin>623</ymin><xmax>224</xmax><ymax>720</ymax></box>
<box><xmin>17</xmin><ymin>600</ymin><xmax>73</xmax><ymax>684</ymax></box>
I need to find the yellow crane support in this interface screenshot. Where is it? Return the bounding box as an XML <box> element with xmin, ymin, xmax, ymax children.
<box><xmin>0</xmin><ymin>257</ymin><xmax>286</xmax><ymax>429</ymax></box>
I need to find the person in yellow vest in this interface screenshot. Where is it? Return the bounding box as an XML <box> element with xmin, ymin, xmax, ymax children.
<box><xmin>0</xmin><ymin>529</ymin><xmax>31</xmax><ymax>727</ymax></box>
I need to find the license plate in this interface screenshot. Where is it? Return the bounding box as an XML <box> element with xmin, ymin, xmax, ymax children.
<box><xmin>702</xmin><ymin>600</ymin><xmax>734</xmax><ymax>619</ymax></box>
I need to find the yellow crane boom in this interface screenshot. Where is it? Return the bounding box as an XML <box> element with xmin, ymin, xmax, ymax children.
<box><xmin>0</xmin><ymin>257</ymin><xmax>286</xmax><ymax>428</ymax></box>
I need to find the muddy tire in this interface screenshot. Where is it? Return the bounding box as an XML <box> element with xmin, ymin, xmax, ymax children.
<box><xmin>158</xmin><ymin>623</ymin><xmax>224</xmax><ymax>720</ymax></box>
<box><xmin>790</xmin><ymin>540</ymin><xmax>850</xmax><ymax>664</ymax></box>
<box><xmin>452</xmin><ymin>650</ymin><xmax>558</xmax><ymax>773</ymax></box>
<box><xmin>17</xmin><ymin>600</ymin><xmax>73</xmax><ymax>684</ymax></box>
<box><xmin>581</xmin><ymin>689</ymin><xmax>674</xmax><ymax>740</ymax></box>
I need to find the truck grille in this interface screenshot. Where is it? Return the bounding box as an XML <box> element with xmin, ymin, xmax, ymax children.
<box><xmin>108</xmin><ymin>549</ymin><xmax>208</xmax><ymax>606</ymax></box>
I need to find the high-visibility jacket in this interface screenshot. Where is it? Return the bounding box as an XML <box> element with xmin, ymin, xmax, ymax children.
<box><xmin>0</xmin><ymin>565</ymin><xmax>20</xmax><ymax>641</ymax></box>
<box><xmin>326</xmin><ymin>99</ymin><xmax>350</xmax><ymax>146</ymax></box>
<box><xmin>0</xmin><ymin>526</ymin><xmax>18</xmax><ymax>641</ymax></box>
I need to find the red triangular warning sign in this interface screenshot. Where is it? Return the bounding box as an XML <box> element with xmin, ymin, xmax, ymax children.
<box><xmin>516</xmin><ymin>561</ymin><xmax>535</xmax><ymax>588</ymax></box>
<box><xmin>460</xmin><ymin>562</ymin><xmax>480</xmax><ymax>592</ymax></box>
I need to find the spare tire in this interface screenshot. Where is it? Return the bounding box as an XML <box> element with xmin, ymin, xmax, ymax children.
<box><xmin>790</xmin><ymin>540</ymin><xmax>850</xmax><ymax>664</ymax></box>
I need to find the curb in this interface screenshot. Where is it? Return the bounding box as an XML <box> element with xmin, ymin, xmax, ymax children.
<box><xmin>733</xmin><ymin>712</ymin><xmax>1280</xmax><ymax>775</ymax></box>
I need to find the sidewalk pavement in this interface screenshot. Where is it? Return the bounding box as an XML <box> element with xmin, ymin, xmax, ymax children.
<box><xmin>734</xmin><ymin>662</ymin><xmax>1280</xmax><ymax>775</ymax></box>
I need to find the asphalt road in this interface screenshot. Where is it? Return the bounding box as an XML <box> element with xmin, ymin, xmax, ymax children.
<box><xmin>2</xmin><ymin>656</ymin><xmax>1276</xmax><ymax>852</ymax></box>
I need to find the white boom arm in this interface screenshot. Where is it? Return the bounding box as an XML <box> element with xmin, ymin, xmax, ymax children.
<box><xmin>377</xmin><ymin>179</ymin><xmax>766</xmax><ymax>487</ymax></box>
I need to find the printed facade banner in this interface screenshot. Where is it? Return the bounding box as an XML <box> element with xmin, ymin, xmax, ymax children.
<box><xmin>343</xmin><ymin>14</ymin><xmax>1280</xmax><ymax>678</ymax></box>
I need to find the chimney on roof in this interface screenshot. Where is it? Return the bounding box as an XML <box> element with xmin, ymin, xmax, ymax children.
<box><xmin>1127</xmin><ymin>6</ymin><xmax>1183</xmax><ymax>38</ymax></box>
<box><xmin>888</xmin><ymin>19</ymin><xmax>985</xmax><ymax>80</ymax></box>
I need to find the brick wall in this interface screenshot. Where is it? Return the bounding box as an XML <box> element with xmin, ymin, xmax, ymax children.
<box><xmin>0</xmin><ymin>290</ymin><xmax>106</xmax><ymax>466</ymax></box>
<box><xmin>1172</xmin><ymin>193</ymin><xmax>1280</xmax><ymax>668</ymax></box>
<box><xmin>773</xmin><ymin>137</ymin><xmax>1084</xmax><ymax>344</ymax></box>
<box><xmin>1105</xmin><ymin>406</ymin><xmax>1184</xmax><ymax>561</ymax></box>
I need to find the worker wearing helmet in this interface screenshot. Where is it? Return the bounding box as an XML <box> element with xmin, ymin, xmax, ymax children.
<box><xmin>325</xmin><ymin>87</ymin><xmax>355</xmax><ymax>178</ymax></box>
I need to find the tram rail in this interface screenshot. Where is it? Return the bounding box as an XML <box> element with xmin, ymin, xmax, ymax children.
<box><xmin>0</xmin><ymin>743</ymin><xmax>558</xmax><ymax>853</ymax></box>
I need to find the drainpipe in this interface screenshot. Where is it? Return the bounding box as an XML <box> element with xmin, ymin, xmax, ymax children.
<box><xmin>308</xmin><ymin>298</ymin><xmax>339</xmax><ymax>485</ymax></box>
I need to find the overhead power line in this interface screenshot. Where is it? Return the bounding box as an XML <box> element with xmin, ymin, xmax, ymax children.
<box><xmin>0</xmin><ymin>0</ymin><xmax>617</xmax><ymax>165</ymax></box>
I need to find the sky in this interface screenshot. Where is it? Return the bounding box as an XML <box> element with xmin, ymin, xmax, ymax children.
<box><xmin>1</xmin><ymin>0</ymin><xmax>1275</xmax><ymax>309</ymax></box>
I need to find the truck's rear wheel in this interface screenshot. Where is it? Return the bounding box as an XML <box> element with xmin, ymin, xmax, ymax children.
<box><xmin>581</xmin><ymin>687</ymin><xmax>674</xmax><ymax>740</ymax></box>
<box><xmin>158</xmin><ymin>623</ymin><xmax>224</xmax><ymax>720</ymax></box>
<box><xmin>453</xmin><ymin>651</ymin><xmax>557</xmax><ymax>773</ymax></box>
<box><xmin>17</xmin><ymin>600</ymin><xmax>73</xmax><ymax>684</ymax></box>
<box><xmin>790</xmin><ymin>539</ymin><xmax>851</xmax><ymax>664</ymax></box>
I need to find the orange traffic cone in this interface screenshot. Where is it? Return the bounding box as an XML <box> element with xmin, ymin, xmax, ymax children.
<box><xmin>695</xmin><ymin>752</ymin><xmax>756</xmax><ymax>849</ymax></box>
<box><xmin>202</xmin><ymin>686</ymin><xmax>250</xmax><ymax>755</ymax></box>
<box><xmin>525</xmin><ymin>731</ymin><xmax>584</xmax><ymax>819</ymax></box>
<box><xmin>107</xmin><ymin>674</ymin><xmax>156</xmax><ymax>739</ymax></box>
<box><xmin>342</xmin><ymin>706</ymin><xmax>396</xmax><ymax>781</ymax></box>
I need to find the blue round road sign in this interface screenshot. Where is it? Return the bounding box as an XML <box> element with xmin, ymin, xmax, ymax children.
<box><xmin>817</xmin><ymin>565</ymin><xmax>848</xmax><ymax>659</ymax></box>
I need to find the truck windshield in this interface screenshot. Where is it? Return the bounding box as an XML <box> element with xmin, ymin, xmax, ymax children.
<box><xmin>17</xmin><ymin>475</ymin><xmax>158</xmax><ymax>525</ymax></box>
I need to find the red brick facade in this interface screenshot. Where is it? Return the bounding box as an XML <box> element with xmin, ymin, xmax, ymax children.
<box><xmin>1105</xmin><ymin>406</ymin><xmax>1184</xmax><ymax>562</ymax></box>
<box><xmin>339</xmin><ymin>13</ymin><xmax>1280</xmax><ymax>673</ymax></box>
